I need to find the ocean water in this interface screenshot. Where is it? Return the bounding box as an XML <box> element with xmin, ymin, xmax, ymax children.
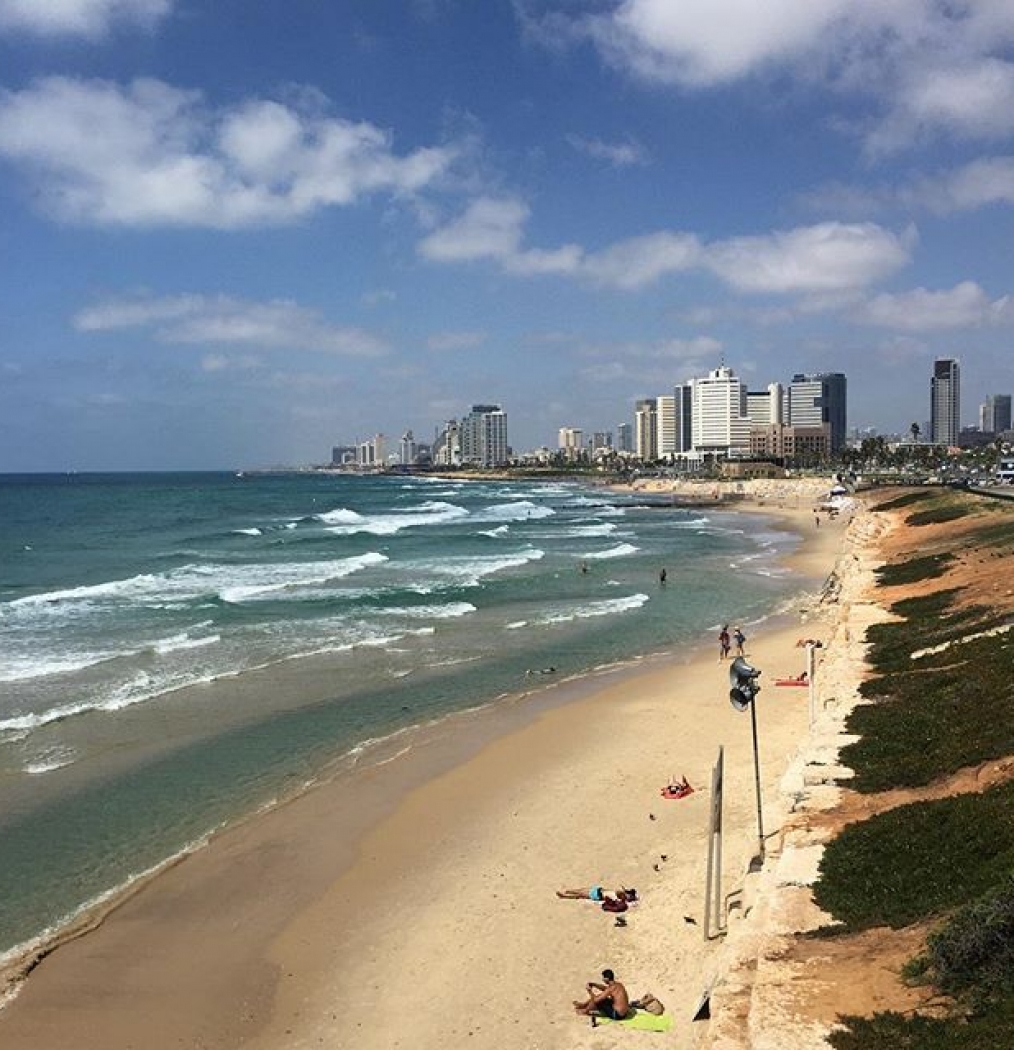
<box><xmin>0</xmin><ymin>471</ymin><xmax>802</xmax><ymax>965</ymax></box>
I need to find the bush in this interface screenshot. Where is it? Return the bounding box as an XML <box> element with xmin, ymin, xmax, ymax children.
<box><xmin>875</xmin><ymin>553</ymin><xmax>954</xmax><ymax>587</ymax></box>
<box><xmin>907</xmin><ymin>505</ymin><xmax>971</xmax><ymax>527</ymax></box>
<box><xmin>813</xmin><ymin>781</ymin><xmax>1014</xmax><ymax>931</ymax></box>
<box><xmin>872</xmin><ymin>491</ymin><xmax>935</xmax><ymax>512</ymax></box>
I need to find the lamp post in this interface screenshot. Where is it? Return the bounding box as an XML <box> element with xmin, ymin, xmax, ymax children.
<box><xmin>729</xmin><ymin>656</ymin><xmax>764</xmax><ymax>860</ymax></box>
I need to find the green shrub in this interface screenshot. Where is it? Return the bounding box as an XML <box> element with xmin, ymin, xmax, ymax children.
<box><xmin>872</xmin><ymin>491</ymin><xmax>936</xmax><ymax>512</ymax></box>
<box><xmin>829</xmin><ymin>1004</ymin><xmax>1014</xmax><ymax>1050</ymax></box>
<box><xmin>875</xmin><ymin>554</ymin><xmax>954</xmax><ymax>587</ymax></box>
<box><xmin>813</xmin><ymin>780</ymin><xmax>1014</xmax><ymax>931</ymax></box>
<box><xmin>918</xmin><ymin>876</ymin><xmax>1014</xmax><ymax>1011</ymax></box>
<box><xmin>907</xmin><ymin>505</ymin><xmax>971</xmax><ymax>526</ymax></box>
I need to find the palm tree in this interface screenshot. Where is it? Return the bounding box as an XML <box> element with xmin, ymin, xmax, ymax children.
<box><xmin>910</xmin><ymin>422</ymin><xmax>921</xmax><ymax>444</ymax></box>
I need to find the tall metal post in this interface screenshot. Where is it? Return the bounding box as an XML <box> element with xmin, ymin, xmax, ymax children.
<box><xmin>749</xmin><ymin>700</ymin><xmax>764</xmax><ymax>859</ymax></box>
<box><xmin>703</xmin><ymin>746</ymin><xmax>724</xmax><ymax>939</ymax></box>
<box><xmin>807</xmin><ymin>642</ymin><xmax>817</xmax><ymax>728</ymax></box>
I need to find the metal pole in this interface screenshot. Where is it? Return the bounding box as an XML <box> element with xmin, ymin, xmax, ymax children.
<box><xmin>749</xmin><ymin>700</ymin><xmax>764</xmax><ymax>859</ymax></box>
<box><xmin>807</xmin><ymin>642</ymin><xmax>816</xmax><ymax>728</ymax></box>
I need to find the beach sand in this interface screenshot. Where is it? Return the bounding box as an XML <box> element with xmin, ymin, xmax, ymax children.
<box><xmin>0</xmin><ymin>499</ymin><xmax>849</xmax><ymax>1049</ymax></box>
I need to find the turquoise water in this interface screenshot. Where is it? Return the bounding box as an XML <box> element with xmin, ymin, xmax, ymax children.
<box><xmin>0</xmin><ymin>471</ymin><xmax>801</xmax><ymax>960</ymax></box>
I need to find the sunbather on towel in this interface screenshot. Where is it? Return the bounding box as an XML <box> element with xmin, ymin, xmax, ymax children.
<box><xmin>557</xmin><ymin>886</ymin><xmax>636</xmax><ymax>903</ymax></box>
<box><xmin>574</xmin><ymin>969</ymin><xmax>630</xmax><ymax>1020</ymax></box>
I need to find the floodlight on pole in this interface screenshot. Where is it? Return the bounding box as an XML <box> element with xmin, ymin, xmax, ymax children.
<box><xmin>728</xmin><ymin>656</ymin><xmax>765</xmax><ymax>859</ymax></box>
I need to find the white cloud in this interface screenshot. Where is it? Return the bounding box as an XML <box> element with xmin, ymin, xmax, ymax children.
<box><xmin>74</xmin><ymin>293</ymin><xmax>390</xmax><ymax>356</ymax></box>
<box><xmin>907</xmin><ymin>156</ymin><xmax>1014</xmax><ymax>213</ymax></box>
<box><xmin>421</xmin><ymin>199</ymin><xmax>909</xmax><ymax>294</ymax></box>
<box><xmin>566</xmin><ymin>133</ymin><xmax>647</xmax><ymax>167</ymax></box>
<box><xmin>0</xmin><ymin>0</ymin><xmax>170</xmax><ymax>37</ymax></box>
<box><xmin>582</xmin><ymin>231</ymin><xmax>701</xmax><ymax>289</ymax></box>
<box><xmin>0</xmin><ymin>77</ymin><xmax>455</xmax><ymax>228</ymax></box>
<box><xmin>529</xmin><ymin>1</ymin><xmax>1014</xmax><ymax>152</ymax></box>
<box><xmin>858</xmin><ymin>281</ymin><xmax>1014</xmax><ymax>331</ymax></box>
<box><xmin>705</xmin><ymin>222</ymin><xmax>911</xmax><ymax>293</ymax></box>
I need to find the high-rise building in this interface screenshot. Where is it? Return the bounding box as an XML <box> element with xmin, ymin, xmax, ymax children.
<box><xmin>674</xmin><ymin>383</ymin><xmax>693</xmax><ymax>455</ymax></box>
<box><xmin>634</xmin><ymin>399</ymin><xmax>658</xmax><ymax>460</ymax></box>
<box><xmin>356</xmin><ymin>434</ymin><xmax>387</xmax><ymax>467</ymax></box>
<box><xmin>433</xmin><ymin>419</ymin><xmax>461</xmax><ymax>466</ymax></box>
<box><xmin>460</xmin><ymin>404</ymin><xmax>508</xmax><ymax>466</ymax></box>
<box><xmin>787</xmin><ymin>373</ymin><xmax>847</xmax><ymax>452</ymax></box>
<box><xmin>616</xmin><ymin>422</ymin><xmax>633</xmax><ymax>453</ymax></box>
<box><xmin>747</xmin><ymin>383</ymin><xmax>784</xmax><ymax>427</ymax></box>
<box><xmin>398</xmin><ymin>430</ymin><xmax>417</xmax><ymax>465</ymax></box>
<box><xmin>656</xmin><ymin>395</ymin><xmax>676</xmax><ymax>459</ymax></box>
<box><xmin>980</xmin><ymin>394</ymin><xmax>1012</xmax><ymax>435</ymax></box>
<box><xmin>690</xmin><ymin>366</ymin><xmax>751</xmax><ymax>455</ymax></box>
<box><xmin>558</xmin><ymin>426</ymin><xmax>583</xmax><ymax>461</ymax></box>
<box><xmin>930</xmin><ymin>359</ymin><xmax>960</xmax><ymax>446</ymax></box>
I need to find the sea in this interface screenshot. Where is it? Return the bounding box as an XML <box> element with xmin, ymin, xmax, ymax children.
<box><xmin>0</xmin><ymin>470</ymin><xmax>805</xmax><ymax>971</ymax></box>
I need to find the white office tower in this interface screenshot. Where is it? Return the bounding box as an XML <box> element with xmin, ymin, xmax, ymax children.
<box><xmin>656</xmin><ymin>395</ymin><xmax>676</xmax><ymax>460</ymax></box>
<box><xmin>357</xmin><ymin>433</ymin><xmax>387</xmax><ymax>467</ymax></box>
<box><xmin>432</xmin><ymin>419</ymin><xmax>461</xmax><ymax>466</ymax></box>
<box><xmin>558</xmin><ymin>427</ymin><xmax>583</xmax><ymax>458</ymax></box>
<box><xmin>461</xmin><ymin>404</ymin><xmax>508</xmax><ymax>467</ymax></box>
<box><xmin>635</xmin><ymin>398</ymin><xmax>658</xmax><ymax>460</ymax></box>
<box><xmin>931</xmin><ymin>359</ymin><xmax>960</xmax><ymax>446</ymax></box>
<box><xmin>747</xmin><ymin>383</ymin><xmax>784</xmax><ymax>427</ymax></box>
<box><xmin>690</xmin><ymin>366</ymin><xmax>751</xmax><ymax>456</ymax></box>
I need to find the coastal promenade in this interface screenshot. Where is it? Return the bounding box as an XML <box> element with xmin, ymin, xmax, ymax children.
<box><xmin>0</xmin><ymin>479</ymin><xmax>855</xmax><ymax>1049</ymax></box>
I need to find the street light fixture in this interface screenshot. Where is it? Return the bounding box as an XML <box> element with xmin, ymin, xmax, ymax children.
<box><xmin>729</xmin><ymin>656</ymin><xmax>765</xmax><ymax>860</ymax></box>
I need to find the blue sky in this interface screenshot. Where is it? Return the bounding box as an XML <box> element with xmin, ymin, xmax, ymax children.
<box><xmin>1</xmin><ymin>0</ymin><xmax>1012</xmax><ymax>471</ymax></box>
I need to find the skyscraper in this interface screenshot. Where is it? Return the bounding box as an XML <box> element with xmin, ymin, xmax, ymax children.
<box><xmin>690</xmin><ymin>366</ymin><xmax>750</xmax><ymax>455</ymax></box>
<box><xmin>930</xmin><ymin>359</ymin><xmax>960</xmax><ymax>446</ymax></box>
<box><xmin>634</xmin><ymin>399</ymin><xmax>658</xmax><ymax>461</ymax></box>
<box><xmin>980</xmin><ymin>394</ymin><xmax>1012</xmax><ymax>435</ymax></box>
<box><xmin>460</xmin><ymin>404</ymin><xmax>508</xmax><ymax>466</ymax></box>
<box><xmin>787</xmin><ymin>373</ymin><xmax>847</xmax><ymax>452</ymax></box>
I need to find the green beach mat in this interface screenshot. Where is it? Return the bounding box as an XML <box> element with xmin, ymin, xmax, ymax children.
<box><xmin>596</xmin><ymin>1010</ymin><xmax>673</xmax><ymax>1032</ymax></box>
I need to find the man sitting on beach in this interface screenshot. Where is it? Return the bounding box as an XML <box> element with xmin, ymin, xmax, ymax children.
<box><xmin>574</xmin><ymin>969</ymin><xmax>630</xmax><ymax>1020</ymax></box>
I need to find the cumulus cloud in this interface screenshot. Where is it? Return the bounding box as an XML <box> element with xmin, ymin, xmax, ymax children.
<box><xmin>0</xmin><ymin>77</ymin><xmax>455</xmax><ymax>227</ymax></box>
<box><xmin>0</xmin><ymin>0</ymin><xmax>170</xmax><ymax>37</ymax></box>
<box><xmin>74</xmin><ymin>293</ymin><xmax>390</xmax><ymax>356</ymax></box>
<box><xmin>566</xmin><ymin>133</ymin><xmax>647</xmax><ymax>167</ymax></box>
<box><xmin>705</xmin><ymin>222</ymin><xmax>912</xmax><ymax>293</ymax></box>
<box><xmin>420</xmin><ymin>198</ymin><xmax>909</xmax><ymax>293</ymax></box>
<box><xmin>525</xmin><ymin>1</ymin><xmax>1014</xmax><ymax>152</ymax></box>
<box><xmin>857</xmin><ymin>281</ymin><xmax>1014</xmax><ymax>331</ymax></box>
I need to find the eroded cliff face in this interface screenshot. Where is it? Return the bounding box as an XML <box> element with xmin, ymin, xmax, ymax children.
<box><xmin>702</xmin><ymin>497</ymin><xmax>1014</xmax><ymax>1050</ymax></box>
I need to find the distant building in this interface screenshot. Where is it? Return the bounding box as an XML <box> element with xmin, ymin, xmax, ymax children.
<box><xmin>616</xmin><ymin>422</ymin><xmax>633</xmax><ymax>454</ymax></box>
<box><xmin>356</xmin><ymin>434</ymin><xmax>387</xmax><ymax>467</ymax></box>
<box><xmin>398</xmin><ymin>430</ymin><xmax>418</xmax><ymax>465</ymax></box>
<box><xmin>747</xmin><ymin>383</ymin><xmax>784</xmax><ymax>428</ymax></box>
<box><xmin>980</xmin><ymin>394</ymin><xmax>1012</xmax><ymax>435</ymax></box>
<box><xmin>331</xmin><ymin>445</ymin><xmax>356</xmax><ymax>467</ymax></box>
<box><xmin>592</xmin><ymin>431</ymin><xmax>613</xmax><ymax>450</ymax></box>
<box><xmin>931</xmin><ymin>359</ymin><xmax>961</xmax><ymax>446</ymax></box>
<box><xmin>460</xmin><ymin>404</ymin><xmax>508</xmax><ymax>467</ymax></box>
<box><xmin>788</xmin><ymin>373</ymin><xmax>847</xmax><ymax>452</ymax></box>
<box><xmin>634</xmin><ymin>398</ymin><xmax>658</xmax><ymax>460</ymax></box>
<box><xmin>750</xmin><ymin>423</ymin><xmax>831</xmax><ymax>463</ymax></box>
<box><xmin>674</xmin><ymin>383</ymin><xmax>693</xmax><ymax>455</ymax></box>
<box><xmin>432</xmin><ymin>419</ymin><xmax>461</xmax><ymax>466</ymax></box>
<box><xmin>656</xmin><ymin>395</ymin><xmax>676</xmax><ymax>460</ymax></box>
<box><xmin>690</xmin><ymin>366</ymin><xmax>751</xmax><ymax>456</ymax></box>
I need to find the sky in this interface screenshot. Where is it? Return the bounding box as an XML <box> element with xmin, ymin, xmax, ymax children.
<box><xmin>1</xmin><ymin>1</ymin><xmax>1013</xmax><ymax>471</ymax></box>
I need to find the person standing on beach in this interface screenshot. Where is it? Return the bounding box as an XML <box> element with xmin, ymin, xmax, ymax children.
<box><xmin>718</xmin><ymin>625</ymin><xmax>731</xmax><ymax>661</ymax></box>
<box><xmin>733</xmin><ymin>626</ymin><xmax>746</xmax><ymax>657</ymax></box>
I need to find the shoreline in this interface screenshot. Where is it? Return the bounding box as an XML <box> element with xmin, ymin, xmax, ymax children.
<box><xmin>0</xmin><ymin>495</ymin><xmax>846</xmax><ymax>1048</ymax></box>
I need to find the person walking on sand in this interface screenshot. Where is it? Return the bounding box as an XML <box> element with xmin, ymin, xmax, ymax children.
<box><xmin>574</xmin><ymin>969</ymin><xmax>630</xmax><ymax>1020</ymax></box>
<box><xmin>733</xmin><ymin>626</ymin><xmax>746</xmax><ymax>657</ymax></box>
<box><xmin>718</xmin><ymin>625</ymin><xmax>731</xmax><ymax>661</ymax></box>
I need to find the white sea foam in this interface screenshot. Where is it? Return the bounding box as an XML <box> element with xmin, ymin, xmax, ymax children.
<box><xmin>581</xmin><ymin>542</ymin><xmax>639</xmax><ymax>560</ymax></box>
<box><xmin>0</xmin><ymin>650</ymin><xmax>121</xmax><ymax>683</ymax></box>
<box><xmin>478</xmin><ymin>524</ymin><xmax>510</xmax><ymax>538</ymax></box>
<box><xmin>378</xmin><ymin>602</ymin><xmax>477</xmax><ymax>620</ymax></box>
<box><xmin>218</xmin><ymin>552</ymin><xmax>388</xmax><ymax>603</ymax></box>
<box><xmin>233</xmin><ymin>528</ymin><xmax>262</xmax><ymax>536</ymax></box>
<box><xmin>23</xmin><ymin>746</ymin><xmax>77</xmax><ymax>774</ymax></box>
<box><xmin>536</xmin><ymin>593</ymin><xmax>650</xmax><ymax>625</ymax></box>
<box><xmin>565</xmin><ymin>523</ymin><xmax>617</xmax><ymax>537</ymax></box>
<box><xmin>152</xmin><ymin>632</ymin><xmax>221</xmax><ymax>655</ymax></box>
<box><xmin>320</xmin><ymin>500</ymin><xmax>469</xmax><ymax>535</ymax></box>
<box><xmin>406</xmin><ymin>548</ymin><xmax>545</xmax><ymax>591</ymax></box>
<box><xmin>471</xmin><ymin>500</ymin><xmax>555</xmax><ymax>523</ymax></box>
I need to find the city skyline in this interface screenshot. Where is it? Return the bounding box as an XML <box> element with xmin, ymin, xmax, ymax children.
<box><xmin>1</xmin><ymin>3</ymin><xmax>1013</xmax><ymax>471</ymax></box>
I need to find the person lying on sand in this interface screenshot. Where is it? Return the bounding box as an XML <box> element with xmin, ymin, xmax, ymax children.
<box><xmin>557</xmin><ymin>886</ymin><xmax>636</xmax><ymax>903</ymax></box>
<box><xmin>574</xmin><ymin>969</ymin><xmax>630</xmax><ymax>1020</ymax></box>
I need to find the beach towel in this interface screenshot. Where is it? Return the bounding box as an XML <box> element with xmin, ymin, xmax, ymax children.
<box><xmin>595</xmin><ymin>1009</ymin><xmax>673</xmax><ymax>1032</ymax></box>
<box><xmin>774</xmin><ymin>678</ymin><xmax>808</xmax><ymax>687</ymax></box>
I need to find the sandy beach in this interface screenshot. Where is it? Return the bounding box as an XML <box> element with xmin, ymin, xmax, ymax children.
<box><xmin>0</xmin><ymin>492</ymin><xmax>850</xmax><ymax>1049</ymax></box>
